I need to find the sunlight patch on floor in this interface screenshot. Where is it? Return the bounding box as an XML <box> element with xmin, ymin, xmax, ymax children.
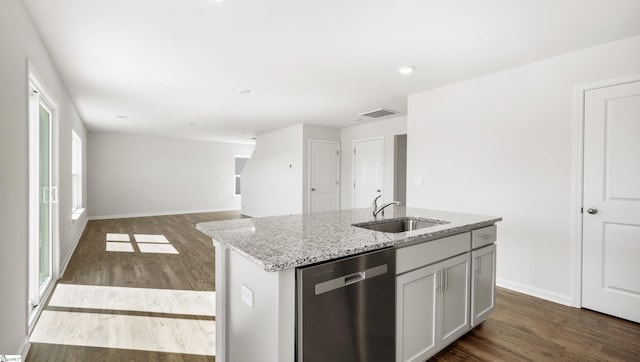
<box><xmin>134</xmin><ymin>234</ymin><xmax>170</xmax><ymax>243</ymax></box>
<box><xmin>106</xmin><ymin>233</ymin><xmax>130</xmax><ymax>242</ymax></box>
<box><xmin>105</xmin><ymin>233</ymin><xmax>180</xmax><ymax>254</ymax></box>
<box><xmin>49</xmin><ymin>284</ymin><xmax>215</xmax><ymax>316</ymax></box>
<box><xmin>137</xmin><ymin>243</ymin><xmax>179</xmax><ymax>254</ymax></box>
<box><xmin>30</xmin><ymin>311</ymin><xmax>215</xmax><ymax>356</ymax></box>
<box><xmin>105</xmin><ymin>242</ymin><xmax>134</xmax><ymax>252</ymax></box>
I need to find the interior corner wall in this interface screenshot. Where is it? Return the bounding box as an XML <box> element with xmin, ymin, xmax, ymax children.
<box><xmin>302</xmin><ymin>125</ymin><xmax>341</xmax><ymax>213</ymax></box>
<box><xmin>87</xmin><ymin>132</ymin><xmax>254</xmax><ymax>219</ymax></box>
<box><xmin>0</xmin><ymin>0</ymin><xmax>88</xmax><ymax>354</ymax></box>
<box><xmin>406</xmin><ymin>35</ymin><xmax>640</xmax><ymax>305</ymax></box>
<box><xmin>340</xmin><ymin>117</ymin><xmax>408</xmax><ymax>210</ymax></box>
<box><xmin>241</xmin><ymin>124</ymin><xmax>304</xmax><ymax>217</ymax></box>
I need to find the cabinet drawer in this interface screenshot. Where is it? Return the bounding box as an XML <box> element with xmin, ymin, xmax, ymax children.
<box><xmin>396</xmin><ymin>232</ymin><xmax>470</xmax><ymax>275</ymax></box>
<box><xmin>471</xmin><ymin>225</ymin><xmax>496</xmax><ymax>249</ymax></box>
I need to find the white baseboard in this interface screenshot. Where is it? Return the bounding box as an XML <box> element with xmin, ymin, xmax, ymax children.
<box><xmin>497</xmin><ymin>278</ymin><xmax>573</xmax><ymax>307</ymax></box>
<box><xmin>60</xmin><ymin>217</ymin><xmax>88</xmax><ymax>278</ymax></box>
<box><xmin>20</xmin><ymin>338</ymin><xmax>30</xmax><ymax>360</ymax></box>
<box><xmin>88</xmin><ymin>207</ymin><xmax>240</xmax><ymax>220</ymax></box>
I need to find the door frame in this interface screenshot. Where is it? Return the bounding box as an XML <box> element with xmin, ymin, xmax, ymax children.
<box><xmin>571</xmin><ymin>73</ymin><xmax>640</xmax><ymax>308</ymax></box>
<box><xmin>307</xmin><ymin>139</ymin><xmax>340</xmax><ymax>213</ymax></box>
<box><xmin>352</xmin><ymin>137</ymin><xmax>384</xmax><ymax>208</ymax></box>
<box><xmin>27</xmin><ymin>61</ymin><xmax>60</xmax><ymax>330</ymax></box>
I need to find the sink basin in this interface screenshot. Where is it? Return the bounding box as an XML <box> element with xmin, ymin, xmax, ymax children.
<box><xmin>352</xmin><ymin>217</ymin><xmax>448</xmax><ymax>233</ymax></box>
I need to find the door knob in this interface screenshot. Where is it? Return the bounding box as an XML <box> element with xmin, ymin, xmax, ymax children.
<box><xmin>587</xmin><ymin>208</ymin><xmax>598</xmax><ymax>215</ymax></box>
<box><xmin>311</xmin><ymin>188</ymin><xmax>316</xmax><ymax>191</ymax></box>
<box><xmin>376</xmin><ymin>189</ymin><xmax>381</xmax><ymax>193</ymax></box>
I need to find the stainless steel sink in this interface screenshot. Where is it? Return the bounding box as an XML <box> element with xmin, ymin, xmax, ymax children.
<box><xmin>352</xmin><ymin>217</ymin><xmax>448</xmax><ymax>233</ymax></box>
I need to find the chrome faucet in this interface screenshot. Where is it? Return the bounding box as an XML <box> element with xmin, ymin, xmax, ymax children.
<box><xmin>372</xmin><ymin>195</ymin><xmax>400</xmax><ymax>218</ymax></box>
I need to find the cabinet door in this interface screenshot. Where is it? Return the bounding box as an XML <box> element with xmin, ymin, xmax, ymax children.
<box><xmin>471</xmin><ymin>244</ymin><xmax>497</xmax><ymax>326</ymax></box>
<box><xmin>396</xmin><ymin>264</ymin><xmax>438</xmax><ymax>362</ymax></box>
<box><xmin>438</xmin><ymin>253</ymin><xmax>471</xmax><ymax>348</ymax></box>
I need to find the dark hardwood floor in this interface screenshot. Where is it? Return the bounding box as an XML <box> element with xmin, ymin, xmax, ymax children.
<box><xmin>57</xmin><ymin>211</ymin><xmax>244</xmax><ymax>290</ymax></box>
<box><xmin>27</xmin><ymin>211</ymin><xmax>640</xmax><ymax>361</ymax></box>
<box><xmin>27</xmin><ymin>211</ymin><xmax>244</xmax><ymax>362</ymax></box>
<box><xmin>433</xmin><ymin>288</ymin><xmax>640</xmax><ymax>361</ymax></box>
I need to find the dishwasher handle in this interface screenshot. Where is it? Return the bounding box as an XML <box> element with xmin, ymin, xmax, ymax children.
<box><xmin>344</xmin><ymin>271</ymin><xmax>365</xmax><ymax>286</ymax></box>
<box><xmin>315</xmin><ymin>264</ymin><xmax>388</xmax><ymax>295</ymax></box>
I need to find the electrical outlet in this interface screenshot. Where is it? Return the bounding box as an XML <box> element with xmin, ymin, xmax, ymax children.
<box><xmin>414</xmin><ymin>177</ymin><xmax>423</xmax><ymax>187</ymax></box>
<box><xmin>241</xmin><ymin>284</ymin><xmax>254</xmax><ymax>308</ymax></box>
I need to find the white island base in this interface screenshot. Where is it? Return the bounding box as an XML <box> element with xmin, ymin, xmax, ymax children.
<box><xmin>214</xmin><ymin>241</ymin><xmax>296</xmax><ymax>362</ymax></box>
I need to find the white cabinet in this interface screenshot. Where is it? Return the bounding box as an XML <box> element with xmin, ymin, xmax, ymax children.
<box><xmin>471</xmin><ymin>243</ymin><xmax>496</xmax><ymax>326</ymax></box>
<box><xmin>396</xmin><ymin>253</ymin><xmax>470</xmax><ymax>362</ymax></box>
<box><xmin>439</xmin><ymin>253</ymin><xmax>471</xmax><ymax>346</ymax></box>
<box><xmin>396</xmin><ymin>263</ymin><xmax>438</xmax><ymax>362</ymax></box>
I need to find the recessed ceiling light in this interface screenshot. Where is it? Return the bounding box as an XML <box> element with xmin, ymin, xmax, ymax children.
<box><xmin>236</xmin><ymin>88</ymin><xmax>251</xmax><ymax>94</ymax></box>
<box><xmin>398</xmin><ymin>66</ymin><xmax>415</xmax><ymax>75</ymax></box>
<box><xmin>116</xmin><ymin>115</ymin><xmax>127</xmax><ymax>119</ymax></box>
<box><xmin>188</xmin><ymin>123</ymin><xmax>196</xmax><ymax>127</ymax></box>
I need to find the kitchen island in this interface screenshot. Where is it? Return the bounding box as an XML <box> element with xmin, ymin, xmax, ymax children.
<box><xmin>197</xmin><ymin>207</ymin><xmax>501</xmax><ymax>362</ymax></box>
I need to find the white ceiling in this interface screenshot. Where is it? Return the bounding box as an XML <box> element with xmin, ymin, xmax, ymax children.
<box><xmin>22</xmin><ymin>0</ymin><xmax>640</xmax><ymax>144</ymax></box>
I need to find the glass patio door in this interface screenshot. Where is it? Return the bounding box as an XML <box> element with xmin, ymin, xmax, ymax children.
<box><xmin>37</xmin><ymin>103</ymin><xmax>53</xmax><ymax>292</ymax></box>
<box><xmin>28</xmin><ymin>68</ymin><xmax>58</xmax><ymax>322</ymax></box>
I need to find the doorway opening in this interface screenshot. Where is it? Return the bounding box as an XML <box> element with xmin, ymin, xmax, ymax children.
<box><xmin>394</xmin><ymin>134</ymin><xmax>407</xmax><ymax>207</ymax></box>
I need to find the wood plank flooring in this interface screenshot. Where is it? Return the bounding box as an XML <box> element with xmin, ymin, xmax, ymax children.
<box><xmin>433</xmin><ymin>288</ymin><xmax>640</xmax><ymax>361</ymax></box>
<box><xmin>27</xmin><ymin>211</ymin><xmax>640</xmax><ymax>361</ymax></box>
<box><xmin>27</xmin><ymin>211</ymin><xmax>244</xmax><ymax>362</ymax></box>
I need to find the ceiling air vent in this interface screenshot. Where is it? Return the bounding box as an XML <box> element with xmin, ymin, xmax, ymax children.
<box><xmin>359</xmin><ymin>108</ymin><xmax>398</xmax><ymax>118</ymax></box>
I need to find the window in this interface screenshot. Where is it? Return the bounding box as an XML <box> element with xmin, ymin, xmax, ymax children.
<box><xmin>234</xmin><ymin>156</ymin><xmax>249</xmax><ymax>196</ymax></box>
<box><xmin>71</xmin><ymin>130</ymin><xmax>83</xmax><ymax>219</ymax></box>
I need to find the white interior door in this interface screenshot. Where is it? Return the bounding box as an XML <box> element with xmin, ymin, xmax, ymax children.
<box><xmin>309</xmin><ymin>140</ymin><xmax>339</xmax><ymax>213</ymax></box>
<box><xmin>353</xmin><ymin>138</ymin><xmax>383</xmax><ymax>208</ymax></box>
<box><xmin>582</xmin><ymin>80</ymin><xmax>640</xmax><ymax>323</ymax></box>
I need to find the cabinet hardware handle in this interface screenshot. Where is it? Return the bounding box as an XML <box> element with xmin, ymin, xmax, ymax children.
<box><xmin>444</xmin><ymin>269</ymin><xmax>448</xmax><ymax>291</ymax></box>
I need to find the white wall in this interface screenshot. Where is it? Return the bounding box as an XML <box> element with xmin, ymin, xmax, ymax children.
<box><xmin>87</xmin><ymin>132</ymin><xmax>253</xmax><ymax>218</ymax></box>
<box><xmin>340</xmin><ymin>117</ymin><xmax>407</xmax><ymax>209</ymax></box>
<box><xmin>241</xmin><ymin>124</ymin><xmax>304</xmax><ymax>217</ymax></box>
<box><xmin>59</xmin><ymin>92</ymin><xmax>89</xmax><ymax>268</ymax></box>
<box><xmin>302</xmin><ymin>125</ymin><xmax>341</xmax><ymax>213</ymax></box>
<box><xmin>0</xmin><ymin>0</ymin><xmax>88</xmax><ymax>354</ymax></box>
<box><xmin>407</xmin><ymin>35</ymin><xmax>640</xmax><ymax>305</ymax></box>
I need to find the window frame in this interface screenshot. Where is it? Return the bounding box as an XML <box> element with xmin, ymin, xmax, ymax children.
<box><xmin>71</xmin><ymin>130</ymin><xmax>84</xmax><ymax>219</ymax></box>
<box><xmin>234</xmin><ymin>156</ymin><xmax>250</xmax><ymax>196</ymax></box>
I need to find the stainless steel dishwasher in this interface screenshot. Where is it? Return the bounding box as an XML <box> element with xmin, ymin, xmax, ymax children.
<box><xmin>296</xmin><ymin>247</ymin><xmax>395</xmax><ymax>362</ymax></box>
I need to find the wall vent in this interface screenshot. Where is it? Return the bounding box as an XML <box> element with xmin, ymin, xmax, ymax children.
<box><xmin>359</xmin><ymin>108</ymin><xmax>398</xmax><ymax>118</ymax></box>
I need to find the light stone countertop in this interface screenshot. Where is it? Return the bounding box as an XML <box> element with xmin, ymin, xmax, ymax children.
<box><xmin>196</xmin><ymin>207</ymin><xmax>501</xmax><ymax>272</ymax></box>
